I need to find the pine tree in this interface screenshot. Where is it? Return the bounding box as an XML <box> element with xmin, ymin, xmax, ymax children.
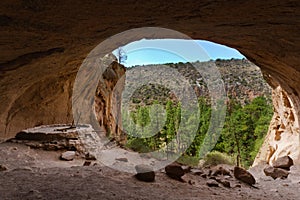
<box><xmin>137</xmin><ymin>106</ymin><xmax>151</xmax><ymax>135</ymax></box>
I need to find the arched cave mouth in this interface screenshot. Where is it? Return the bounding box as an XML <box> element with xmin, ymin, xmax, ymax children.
<box><xmin>1</xmin><ymin>1</ymin><xmax>299</xmax><ymax>199</ymax></box>
<box><xmin>94</xmin><ymin>39</ymin><xmax>274</xmax><ymax>169</ymax></box>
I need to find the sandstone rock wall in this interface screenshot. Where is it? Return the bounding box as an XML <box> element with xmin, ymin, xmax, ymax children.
<box><xmin>254</xmin><ymin>83</ymin><xmax>300</xmax><ymax>166</ymax></box>
<box><xmin>94</xmin><ymin>57</ymin><xmax>126</xmax><ymax>143</ymax></box>
<box><xmin>0</xmin><ymin>58</ymin><xmax>78</xmax><ymax>141</ymax></box>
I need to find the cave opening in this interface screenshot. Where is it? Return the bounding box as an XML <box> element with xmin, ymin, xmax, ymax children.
<box><xmin>1</xmin><ymin>1</ymin><xmax>299</xmax><ymax>198</ymax></box>
<box><xmin>94</xmin><ymin>38</ymin><xmax>274</xmax><ymax>169</ymax></box>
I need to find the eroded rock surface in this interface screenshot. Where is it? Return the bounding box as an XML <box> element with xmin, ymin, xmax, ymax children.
<box><xmin>94</xmin><ymin>56</ymin><xmax>126</xmax><ymax>143</ymax></box>
<box><xmin>8</xmin><ymin>124</ymin><xmax>106</xmax><ymax>161</ymax></box>
<box><xmin>254</xmin><ymin>85</ymin><xmax>300</xmax><ymax>165</ymax></box>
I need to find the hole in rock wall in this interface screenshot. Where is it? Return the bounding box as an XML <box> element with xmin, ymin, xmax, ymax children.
<box><xmin>94</xmin><ymin>39</ymin><xmax>274</xmax><ymax>168</ymax></box>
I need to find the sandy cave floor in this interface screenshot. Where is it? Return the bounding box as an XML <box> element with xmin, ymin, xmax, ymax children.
<box><xmin>0</xmin><ymin>142</ymin><xmax>299</xmax><ymax>200</ymax></box>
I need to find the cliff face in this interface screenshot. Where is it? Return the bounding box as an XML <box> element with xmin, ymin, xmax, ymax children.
<box><xmin>128</xmin><ymin>59</ymin><xmax>272</xmax><ymax>107</ymax></box>
<box><xmin>254</xmin><ymin>80</ymin><xmax>300</xmax><ymax>165</ymax></box>
<box><xmin>94</xmin><ymin>57</ymin><xmax>126</xmax><ymax>143</ymax></box>
<box><xmin>0</xmin><ymin>0</ymin><xmax>300</xmax><ymax>164</ymax></box>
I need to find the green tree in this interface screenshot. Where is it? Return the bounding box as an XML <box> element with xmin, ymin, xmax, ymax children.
<box><xmin>137</xmin><ymin>106</ymin><xmax>151</xmax><ymax>133</ymax></box>
<box><xmin>214</xmin><ymin>96</ymin><xmax>272</xmax><ymax>168</ymax></box>
<box><xmin>185</xmin><ymin>97</ymin><xmax>211</xmax><ymax>157</ymax></box>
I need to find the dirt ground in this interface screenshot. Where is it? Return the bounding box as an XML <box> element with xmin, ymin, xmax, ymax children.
<box><xmin>0</xmin><ymin>142</ymin><xmax>299</xmax><ymax>200</ymax></box>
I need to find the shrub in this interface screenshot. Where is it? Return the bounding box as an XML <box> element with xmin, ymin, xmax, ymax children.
<box><xmin>202</xmin><ymin>151</ymin><xmax>234</xmax><ymax>167</ymax></box>
<box><xmin>177</xmin><ymin>155</ymin><xmax>200</xmax><ymax>167</ymax></box>
<box><xmin>126</xmin><ymin>138</ymin><xmax>152</xmax><ymax>153</ymax></box>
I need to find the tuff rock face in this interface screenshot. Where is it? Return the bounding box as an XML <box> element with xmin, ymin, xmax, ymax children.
<box><xmin>94</xmin><ymin>55</ymin><xmax>126</xmax><ymax>143</ymax></box>
<box><xmin>253</xmin><ymin>84</ymin><xmax>300</xmax><ymax>165</ymax></box>
<box><xmin>0</xmin><ymin>0</ymin><xmax>300</xmax><ymax>165</ymax></box>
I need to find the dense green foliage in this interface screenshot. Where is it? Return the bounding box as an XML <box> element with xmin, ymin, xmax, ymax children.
<box><xmin>123</xmin><ymin>96</ymin><xmax>273</xmax><ymax>168</ymax></box>
<box><xmin>214</xmin><ymin>96</ymin><xmax>273</xmax><ymax>167</ymax></box>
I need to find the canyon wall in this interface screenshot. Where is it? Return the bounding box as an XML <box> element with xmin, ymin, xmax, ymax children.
<box><xmin>94</xmin><ymin>55</ymin><xmax>126</xmax><ymax>143</ymax></box>
<box><xmin>254</xmin><ymin>75</ymin><xmax>300</xmax><ymax>165</ymax></box>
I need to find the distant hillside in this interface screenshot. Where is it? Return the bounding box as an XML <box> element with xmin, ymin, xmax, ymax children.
<box><xmin>125</xmin><ymin>59</ymin><xmax>272</xmax><ymax>107</ymax></box>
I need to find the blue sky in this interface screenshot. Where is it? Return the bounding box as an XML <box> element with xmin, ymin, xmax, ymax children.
<box><xmin>113</xmin><ymin>39</ymin><xmax>245</xmax><ymax>67</ymax></box>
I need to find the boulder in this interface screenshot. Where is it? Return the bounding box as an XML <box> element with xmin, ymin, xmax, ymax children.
<box><xmin>233</xmin><ymin>166</ymin><xmax>256</xmax><ymax>185</ymax></box>
<box><xmin>9</xmin><ymin>124</ymin><xmax>94</xmax><ymax>155</ymax></box>
<box><xmin>135</xmin><ymin>164</ymin><xmax>155</xmax><ymax>182</ymax></box>
<box><xmin>165</xmin><ymin>163</ymin><xmax>185</xmax><ymax>181</ymax></box>
<box><xmin>273</xmin><ymin>156</ymin><xmax>294</xmax><ymax>170</ymax></box>
<box><xmin>60</xmin><ymin>151</ymin><xmax>76</xmax><ymax>161</ymax></box>
<box><xmin>264</xmin><ymin>166</ymin><xmax>289</xmax><ymax>179</ymax></box>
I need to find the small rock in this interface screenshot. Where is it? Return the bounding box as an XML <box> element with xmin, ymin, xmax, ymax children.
<box><xmin>60</xmin><ymin>151</ymin><xmax>76</xmax><ymax>161</ymax></box>
<box><xmin>223</xmin><ymin>175</ymin><xmax>231</xmax><ymax>179</ymax></box>
<box><xmin>115</xmin><ymin>157</ymin><xmax>128</xmax><ymax>162</ymax></box>
<box><xmin>190</xmin><ymin>168</ymin><xmax>204</xmax><ymax>175</ymax></box>
<box><xmin>264</xmin><ymin>166</ymin><xmax>289</xmax><ymax>179</ymax></box>
<box><xmin>215</xmin><ymin>178</ymin><xmax>231</xmax><ymax>188</ymax></box>
<box><xmin>165</xmin><ymin>163</ymin><xmax>185</xmax><ymax>181</ymax></box>
<box><xmin>135</xmin><ymin>164</ymin><xmax>155</xmax><ymax>182</ymax></box>
<box><xmin>234</xmin><ymin>166</ymin><xmax>256</xmax><ymax>185</ymax></box>
<box><xmin>181</xmin><ymin>165</ymin><xmax>191</xmax><ymax>173</ymax></box>
<box><xmin>85</xmin><ymin>153</ymin><xmax>96</xmax><ymax>160</ymax></box>
<box><xmin>273</xmin><ymin>156</ymin><xmax>294</xmax><ymax>170</ymax></box>
<box><xmin>212</xmin><ymin>166</ymin><xmax>231</xmax><ymax>176</ymax></box>
<box><xmin>188</xmin><ymin>180</ymin><xmax>196</xmax><ymax>185</ymax></box>
<box><xmin>220</xmin><ymin>180</ymin><xmax>231</xmax><ymax>188</ymax></box>
<box><xmin>206</xmin><ymin>179</ymin><xmax>219</xmax><ymax>187</ymax></box>
<box><xmin>201</xmin><ymin>174</ymin><xmax>207</xmax><ymax>178</ymax></box>
<box><xmin>0</xmin><ymin>164</ymin><xmax>7</xmax><ymax>171</ymax></box>
<box><xmin>83</xmin><ymin>161</ymin><xmax>91</xmax><ymax>166</ymax></box>
<box><xmin>208</xmin><ymin>169</ymin><xmax>212</xmax><ymax>176</ymax></box>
